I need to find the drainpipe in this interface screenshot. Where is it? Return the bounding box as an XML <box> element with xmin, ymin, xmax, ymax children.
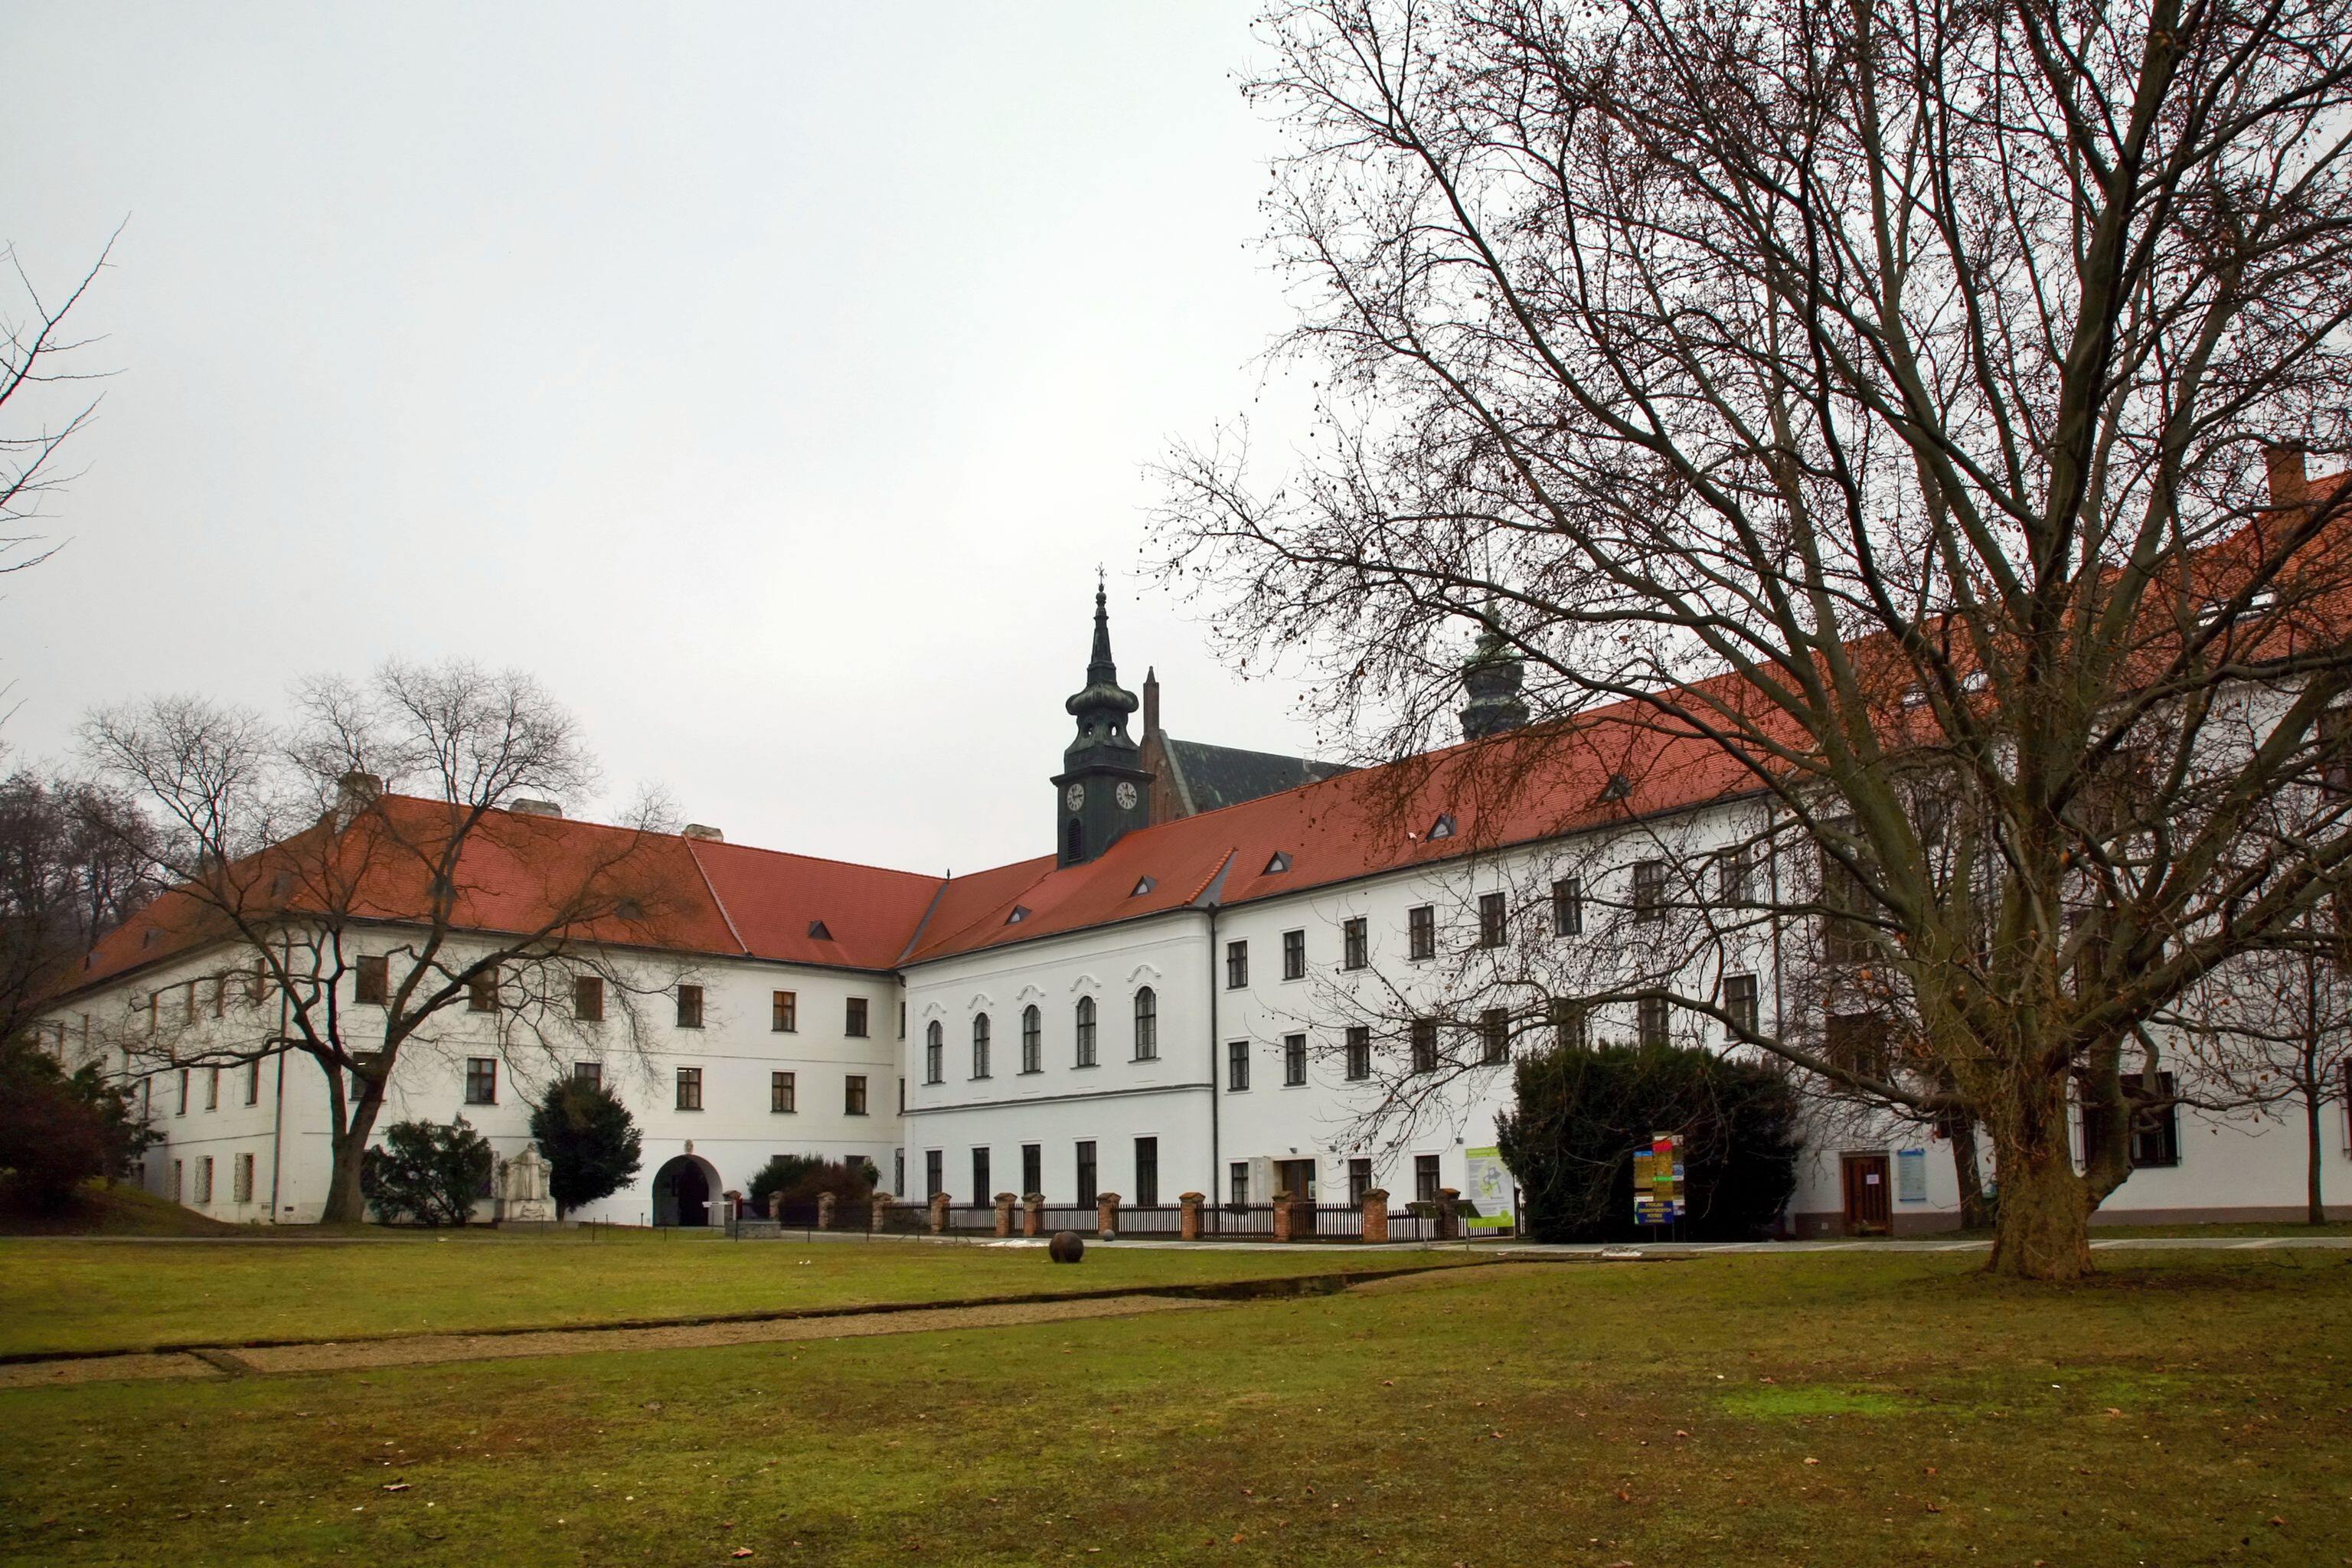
<box><xmin>1207</xmin><ymin>903</ymin><xmax>1221</xmax><ymax>1204</ymax></box>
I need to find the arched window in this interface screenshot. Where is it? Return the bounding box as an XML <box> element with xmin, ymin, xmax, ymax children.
<box><xmin>972</xmin><ymin>1013</ymin><xmax>991</xmax><ymax>1079</ymax></box>
<box><xmin>1074</xmin><ymin>995</ymin><xmax>1098</xmax><ymax>1067</ymax></box>
<box><xmin>923</xmin><ymin>1021</ymin><xmax>943</xmax><ymax>1084</ymax></box>
<box><xmin>1133</xmin><ymin>986</ymin><xmax>1158</xmax><ymax>1061</ymax></box>
<box><xmin>1021</xmin><ymin>1004</ymin><xmax>1041</xmax><ymax>1074</ymax></box>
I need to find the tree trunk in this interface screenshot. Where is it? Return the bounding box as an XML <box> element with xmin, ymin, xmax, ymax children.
<box><xmin>2306</xmin><ymin>1077</ymin><xmax>2326</xmax><ymax>1227</ymax></box>
<box><xmin>1986</xmin><ymin>1082</ymin><xmax>2092</xmax><ymax>1279</ymax></box>
<box><xmin>1938</xmin><ymin>1106</ymin><xmax>1994</xmax><ymax>1230</ymax></box>
<box><xmin>318</xmin><ymin>1072</ymin><xmax>387</xmax><ymax>1224</ymax></box>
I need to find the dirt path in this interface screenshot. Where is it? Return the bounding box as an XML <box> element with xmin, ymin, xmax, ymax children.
<box><xmin>0</xmin><ymin>1294</ymin><xmax>1220</xmax><ymax>1391</ymax></box>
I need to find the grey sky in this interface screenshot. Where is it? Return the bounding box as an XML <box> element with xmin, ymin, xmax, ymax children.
<box><xmin>0</xmin><ymin>2</ymin><xmax>1328</xmax><ymax>874</ymax></box>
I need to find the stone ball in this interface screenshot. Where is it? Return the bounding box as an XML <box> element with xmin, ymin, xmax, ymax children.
<box><xmin>1048</xmin><ymin>1230</ymin><xmax>1086</xmax><ymax>1264</ymax></box>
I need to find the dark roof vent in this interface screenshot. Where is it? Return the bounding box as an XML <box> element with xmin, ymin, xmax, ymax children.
<box><xmin>681</xmin><ymin>823</ymin><xmax>724</xmax><ymax>841</ymax></box>
<box><xmin>1599</xmin><ymin>774</ymin><xmax>1633</xmax><ymax>802</ymax></box>
<box><xmin>1131</xmin><ymin>876</ymin><xmax>1156</xmax><ymax>897</ymax></box>
<box><xmin>1006</xmin><ymin>905</ymin><xmax>1032</xmax><ymax>925</ymax></box>
<box><xmin>1264</xmin><ymin>851</ymin><xmax>1292</xmax><ymax>874</ymax></box>
<box><xmin>1427</xmin><ymin>814</ymin><xmax>1456</xmax><ymax>840</ymax></box>
<box><xmin>617</xmin><ymin>897</ymin><xmax>645</xmax><ymax>921</ymax></box>
<box><xmin>807</xmin><ymin>920</ymin><xmax>833</xmax><ymax>941</ymax></box>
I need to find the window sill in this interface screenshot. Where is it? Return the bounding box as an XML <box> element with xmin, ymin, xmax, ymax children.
<box><xmin>1073</xmin><ymin>1062</ymin><xmax>1099</xmax><ymax>1070</ymax></box>
<box><xmin>675</xmin><ymin>1107</ymin><xmax>704</xmax><ymax>1114</ymax></box>
<box><xmin>845</xmin><ymin>1111</ymin><xmax>870</xmax><ymax>1117</ymax></box>
<box><xmin>1018</xmin><ymin>1068</ymin><xmax>1043</xmax><ymax>1076</ymax></box>
<box><xmin>771</xmin><ymin>1109</ymin><xmax>797</xmax><ymax>1116</ymax></box>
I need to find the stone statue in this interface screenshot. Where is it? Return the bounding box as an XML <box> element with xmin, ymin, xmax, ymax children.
<box><xmin>496</xmin><ymin>1146</ymin><xmax>556</xmax><ymax>1223</ymax></box>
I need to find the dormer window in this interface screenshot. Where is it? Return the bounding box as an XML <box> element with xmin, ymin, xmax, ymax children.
<box><xmin>1900</xmin><ymin>685</ymin><xmax>1930</xmax><ymax>709</ymax></box>
<box><xmin>1960</xmin><ymin>671</ymin><xmax>1990</xmax><ymax>694</ymax></box>
<box><xmin>1264</xmin><ymin>851</ymin><xmax>1292</xmax><ymax>874</ymax></box>
<box><xmin>1427</xmin><ymin>814</ymin><xmax>1456</xmax><ymax>840</ymax></box>
<box><xmin>1131</xmin><ymin>876</ymin><xmax>1156</xmax><ymax>897</ymax></box>
<box><xmin>1600</xmin><ymin>774</ymin><xmax>1632</xmax><ymax>802</ymax></box>
<box><xmin>808</xmin><ymin>920</ymin><xmax>832</xmax><ymax>941</ymax></box>
<box><xmin>1006</xmin><ymin>905</ymin><xmax>1032</xmax><ymax>924</ymax></box>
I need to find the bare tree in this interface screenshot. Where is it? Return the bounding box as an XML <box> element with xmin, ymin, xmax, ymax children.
<box><xmin>0</xmin><ymin>769</ymin><xmax>158</xmax><ymax>1045</ymax></box>
<box><xmin>1158</xmin><ymin>0</ymin><xmax>2352</xmax><ymax>1276</ymax></box>
<box><xmin>80</xmin><ymin>661</ymin><xmax>695</xmax><ymax>1223</ymax></box>
<box><xmin>2</xmin><ymin>228</ymin><xmax>119</xmax><ymax>580</ymax></box>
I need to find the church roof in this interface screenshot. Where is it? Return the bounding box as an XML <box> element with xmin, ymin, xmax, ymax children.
<box><xmin>1156</xmin><ymin>737</ymin><xmax>1354</xmax><ymax>815</ymax></box>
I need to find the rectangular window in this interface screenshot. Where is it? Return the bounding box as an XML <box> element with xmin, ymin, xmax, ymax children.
<box><xmin>172</xmin><ymin>1158</ymin><xmax>184</xmax><ymax>1201</ymax></box>
<box><xmin>844</xmin><ymin>1074</ymin><xmax>869</xmax><ymax>1116</ymax></box>
<box><xmin>176</xmin><ymin>1067</ymin><xmax>188</xmax><ymax>1116</ymax></box>
<box><xmin>972</xmin><ymin>1014</ymin><xmax>992</xmax><ymax>1079</ymax></box>
<box><xmin>1229</xmin><ymin>1160</ymin><xmax>1249</xmax><ymax>1208</ymax></box>
<box><xmin>573</xmin><ymin>975</ymin><xmax>604</xmax><ymax>1021</ymax></box>
<box><xmin>205</xmin><ymin>1066</ymin><xmax>220</xmax><ymax>1110</ymax></box>
<box><xmin>1550</xmin><ymin>996</ymin><xmax>1589</xmax><ymax>1050</ymax></box>
<box><xmin>573</xmin><ymin>1060</ymin><xmax>602</xmax><ymax>1089</ymax></box>
<box><xmin>1282</xmin><ymin>929</ymin><xmax>1306</xmax><ymax>980</ymax></box>
<box><xmin>1344</xmin><ymin>1025</ymin><xmax>1371</xmax><ymax>1081</ymax></box>
<box><xmin>1132</xmin><ymin>989</ymin><xmax>1157</xmax><ymax>1060</ymax></box>
<box><xmin>2083</xmin><ymin>1071</ymin><xmax>2181</xmax><ymax>1169</ymax></box>
<box><xmin>675</xmin><ymin>985</ymin><xmax>704</xmax><ymax>1028</ymax></box>
<box><xmin>1022</xmin><ymin>1007</ymin><xmax>1042</xmax><ymax>1073</ymax></box>
<box><xmin>972</xmin><ymin>1147</ymin><xmax>991</xmax><ymax>1207</ymax></box>
<box><xmin>1552</xmin><ymin>877</ymin><xmax>1583</xmax><ymax>936</ymax></box>
<box><xmin>468</xmin><ymin>971</ymin><xmax>498</xmax><ymax>1012</ymax></box>
<box><xmin>245</xmin><ymin>1059</ymin><xmax>261</xmax><ymax>1106</ymax></box>
<box><xmin>1824</xmin><ymin>1011</ymin><xmax>1889</xmax><ymax>1079</ymax></box>
<box><xmin>465</xmin><ymin>1057</ymin><xmax>498</xmax><ymax>1106</ymax></box>
<box><xmin>1284</xmin><ymin>1033</ymin><xmax>1308</xmax><ymax>1086</ymax></box>
<box><xmin>772</xmin><ymin>990</ymin><xmax>798</xmax><ymax>1032</ymax></box>
<box><xmin>1479</xmin><ymin>1007</ymin><xmax>1509</xmax><ymax>1065</ymax></box>
<box><xmin>925</xmin><ymin>1149</ymin><xmax>943</xmax><ymax>1200</ymax></box>
<box><xmin>1819</xmin><ymin>838</ymin><xmax>1874</xmax><ymax>962</ymax></box>
<box><xmin>895</xmin><ymin>1149</ymin><xmax>906</xmax><ymax>1196</ymax></box>
<box><xmin>1718</xmin><ymin>847</ymin><xmax>1753</xmax><ymax>904</ymax></box>
<box><xmin>675</xmin><ymin>1067</ymin><xmax>703</xmax><ymax>1111</ymax></box>
<box><xmin>1348</xmin><ymin>1156</ymin><xmax>1373</xmax><ymax>1205</ymax></box>
<box><xmin>1076</xmin><ymin>1141</ymin><xmax>1098</xmax><ymax>1207</ymax></box>
<box><xmin>845</xmin><ymin>997</ymin><xmax>870</xmax><ymax>1037</ymax></box>
<box><xmin>1410</xmin><ymin>1018</ymin><xmax>1439</xmax><ymax>1074</ymax></box>
<box><xmin>1073</xmin><ymin>999</ymin><xmax>1096</xmax><ymax>1066</ymax></box>
<box><xmin>1632</xmin><ymin>861</ymin><xmax>1668</xmax><ymax>923</ymax></box>
<box><xmin>196</xmin><ymin>1156</ymin><xmax>214</xmax><ymax>1204</ymax></box>
<box><xmin>355</xmin><ymin>954</ymin><xmax>389</xmax><ymax>1005</ymax></box>
<box><xmin>770</xmin><ymin>1070</ymin><xmax>796</xmax><ymax>1113</ymax></box>
<box><xmin>1227</xmin><ymin>1039</ymin><xmax>1250</xmax><ymax>1092</ymax></box>
<box><xmin>1477</xmin><ymin>891</ymin><xmax>1507</xmax><ymax>949</ymax></box>
<box><xmin>1637</xmin><ymin>991</ymin><xmax>1669</xmax><ymax>1048</ymax></box>
<box><xmin>1226</xmin><ymin>939</ymin><xmax>1249</xmax><ymax>989</ymax></box>
<box><xmin>1414</xmin><ymin>1154</ymin><xmax>1440</xmax><ymax>1205</ymax></box>
<box><xmin>1134</xmin><ymin>1137</ymin><xmax>1159</xmax><ymax>1207</ymax></box>
<box><xmin>213</xmin><ymin>975</ymin><xmax>227</xmax><ymax>1017</ymax></box>
<box><xmin>1342</xmin><ymin>916</ymin><xmax>1369</xmax><ymax>969</ymax></box>
<box><xmin>1021</xmin><ymin>1143</ymin><xmax>1042</xmax><ymax>1199</ymax></box>
<box><xmin>1724</xmin><ymin>974</ymin><xmax>1759</xmax><ymax>1037</ymax></box>
<box><xmin>233</xmin><ymin>1152</ymin><xmax>255</xmax><ymax>1204</ymax></box>
<box><xmin>1408</xmin><ymin>904</ymin><xmax>1436</xmax><ymax>960</ymax></box>
<box><xmin>925</xmin><ymin>1025</ymin><xmax>944</xmax><ymax>1083</ymax></box>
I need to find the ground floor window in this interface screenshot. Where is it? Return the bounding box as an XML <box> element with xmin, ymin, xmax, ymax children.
<box><xmin>1076</xmin><ymin>1140</ymin><xmax>1098</xmax><ymax>1207</ymax></box>
<box><xmin>1348</xmin><ymin>1157</ymin><xmax>1373</xmax><ymax>1205</ymax></box>
<box><xmin>972</xmin><ymin>1147</ymin><xmax>991</xmax><ymax>1207</ymax></box>
<box><xmin>924</xmin><ymin>1149</ymin><xmax>943</xmax><ymax>1200</ymax></box>
<box><xmin>195</xmin><ymin>1155</ymin><xmax>214</xmax><ymax>1204</ymax></box>
<box><xmin>1414</xmin><ymin>1155</ymin><xmax>1440</xmax><ymax>1205</ymax></box>
<box><xmin>172</xmin><ymin>1158</ymin><xmax>184</xmax><ymax>1201</ymax></box>
<box><xmin>1134</xmin><ymin>1137</ymin><xmax>1158</xmax><ymax>1207</ymax></box>
<box><xmin>234</xmin><ymin>1152</ymin><xmax>255</xmax><ymax>1204</ymax></box>
<box><xmin>1229</xmin><ymin>1160</ymin><xmax>1248</xmax><ymax>1208</ymax></box>
<box><xmin>1021</xmin><ymin>1143</ymin><xmax>1042</xmax><ymax>1198</ymax></box>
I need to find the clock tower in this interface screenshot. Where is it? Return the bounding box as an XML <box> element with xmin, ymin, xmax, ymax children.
<box><xmin>1054</xmin><ymin>577</ymin><xmax>1153</xmax><ymax>866</ymax></box>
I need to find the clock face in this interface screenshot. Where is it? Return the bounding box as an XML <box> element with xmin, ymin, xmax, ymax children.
<box><xmin>1064</xmin><ymin>782</ymin><xmax>1086</xmax><ymax>812</ymax></box>
<box><xmin>1115</xmin><ymin>781</ymin><xmax>1138</xmax><ymax>811</ymax></box>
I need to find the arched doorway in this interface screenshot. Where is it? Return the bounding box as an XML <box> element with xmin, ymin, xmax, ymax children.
<box><xmin>652</xmin><ymin>1155</ymin><xmax>720</xmax><ymax>1227</ymax></box>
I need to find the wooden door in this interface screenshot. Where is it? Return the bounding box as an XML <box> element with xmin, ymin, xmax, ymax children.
<box><xmin>1841</xmin><ymin>1154</ymin><xmax>1891</xmax><ymax>1235</ymax></box>
<box><xmin>1275</xmin><ymin>1160</ymin><xmax>1318</xmax><ymax>1235</ymax></box>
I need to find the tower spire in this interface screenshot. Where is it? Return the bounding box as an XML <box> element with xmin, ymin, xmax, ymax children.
<box><xmin>1054</xmin><ymin>577</ymin><xmax>1149</xmax><ymax>866</ymax></box>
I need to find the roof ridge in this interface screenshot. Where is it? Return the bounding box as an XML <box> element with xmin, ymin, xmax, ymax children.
<box><xmin>681</xmin><ymin>837</ymin><xmax>751</xmax><ymax>958</ymax></box>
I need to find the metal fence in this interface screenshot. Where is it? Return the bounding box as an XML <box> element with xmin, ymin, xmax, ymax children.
<box><xmin>727</xmin><ymin>1196</ymin><xmax>1468</xmax><ymax>1243</ymax></box>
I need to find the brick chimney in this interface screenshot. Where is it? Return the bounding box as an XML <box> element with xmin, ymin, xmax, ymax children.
<box><xmin>2264</xmin><ymin>441</ymin><xmax>2309</xmax><ymax>508</ymax></box>
<box><xmin>1142</xmin><ymin>666</ymin><xmax>1161</xmax><ymax>740</ymax></box>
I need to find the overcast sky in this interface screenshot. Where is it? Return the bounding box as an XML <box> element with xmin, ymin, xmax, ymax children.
<box><xmin>0</xmin><ymin>2</ymin><xmax>1334</xmax><ymax>875</ymax></box>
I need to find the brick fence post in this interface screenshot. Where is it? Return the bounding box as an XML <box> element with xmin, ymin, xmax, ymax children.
<box><xmin>1361</xmin><ymin>1187</ymin><xmax>1390</xmax><ymax>1244</ymax></box>
<box><xmin>1022</xmin><ymin>1192</ymin><xmax>1045</xmax><ymax>1236</ymax></box>
<box><xmin>1436</xmin><ymin>1187</ymin><xmax>1461</xmax><ymax>1243</ymax></box>
<box><xmin>993</xmin><ymin>1191</ymin><xmax>1016</xmax><ymax>1237</ymax></box>
<box><xmin>768</xmin><ymin>1190</ymin><xmax>786</xmax><ymax>1220</ymax></box>
<box><xmin>929</xmin><ymin>1192</ymin><xmax>952</xmax><ymax>1233</ymax></box>
<box><xmin>816</xmin><ymin>1192</ymin><xmax>836</xmax><ymax>1231</ymax></box>
<box><xmin>1271</xmin><ymin>1190</ymin><xmax>1295</xmax><ymax>1242</ymax></box>
<box><xmin>1178</xmin><ymin>1191</ymin><xmax>1204</xmax><ymax>1241</ymax></box>
<box><xmin>1096</xmin><ymin>1192</ymin><xmax>1121</xmax><ymax>1240</ymax></box>
<box><xmin>869</xmin><ymin>1192</ymin><xmax>893</xmax><ymax>1233</ymax></box>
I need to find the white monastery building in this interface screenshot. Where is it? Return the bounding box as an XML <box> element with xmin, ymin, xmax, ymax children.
<box><xmin>41</xmin><ymin>516</ymin><xmax>2352</xmax><ymax>1235</ymax></box>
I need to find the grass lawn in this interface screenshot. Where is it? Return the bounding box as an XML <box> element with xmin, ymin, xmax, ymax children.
<box><xmin>0</xmin><ymin>1232</ymin><xmax>1472</xmax><ymax>1358</ymax></box>
<box><xmin>3</xmin><ymin>1251</ymin><xmax>2349</xmax><ymax>1565</ymax></box>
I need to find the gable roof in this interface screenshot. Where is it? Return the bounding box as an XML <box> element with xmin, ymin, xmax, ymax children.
<box><xmin>1158</xmin><ymin>737</ymin><xmax>1353</xmax><ymax>815</ymax></box>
